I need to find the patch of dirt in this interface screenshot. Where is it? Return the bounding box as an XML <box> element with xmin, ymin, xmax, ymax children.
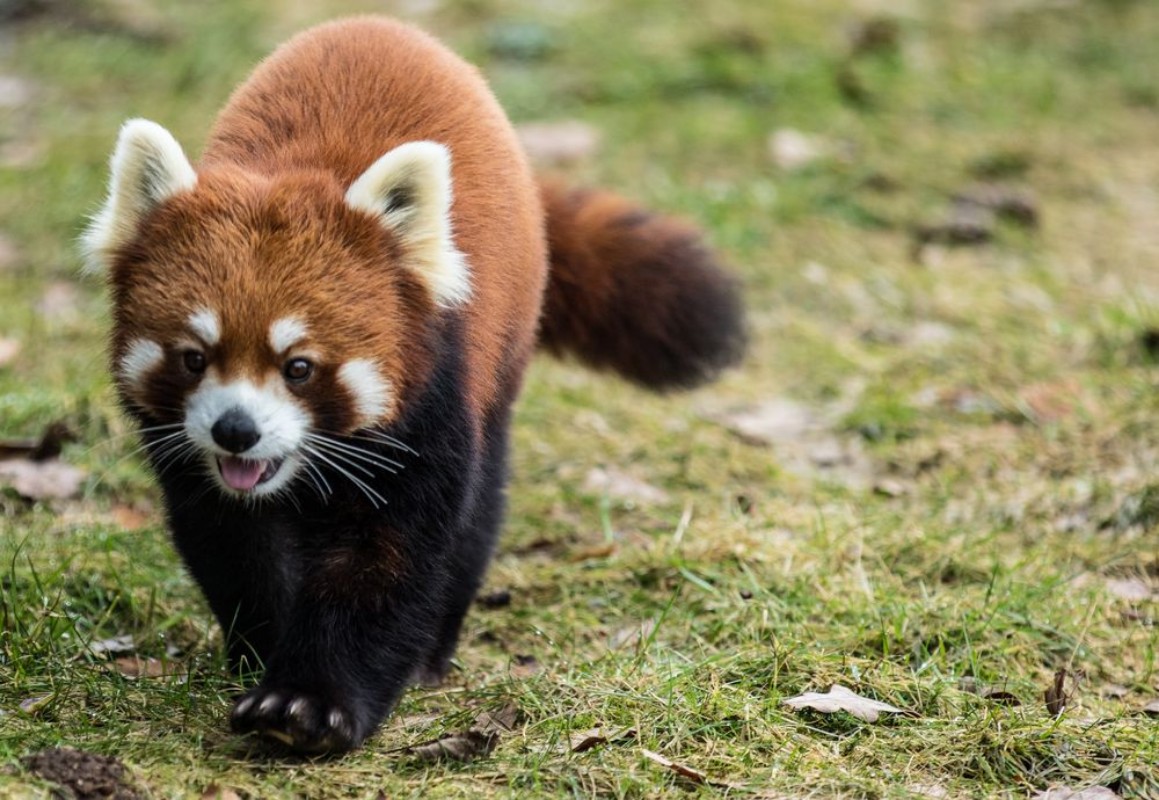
<box><xmin>23</xmin><ymin>747</ymin><xmax>144</xmax><ymax>800</ymax></box>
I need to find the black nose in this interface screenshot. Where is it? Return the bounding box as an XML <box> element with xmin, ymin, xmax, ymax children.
<box><xmin>211</xmin><ymin>407</ymin><xmax>261</xmax><ymax>453</ymax></box>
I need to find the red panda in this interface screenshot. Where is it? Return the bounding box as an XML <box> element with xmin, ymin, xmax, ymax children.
<box><xmin>83</xmin><ymin>16</ymin><xmax>744</xmax><ymax>753</ymax></box>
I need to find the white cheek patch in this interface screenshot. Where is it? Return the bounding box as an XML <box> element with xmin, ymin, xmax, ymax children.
<box><xmin>269</xmin><ymin>316</ymin><xmax>308</xmax><ymax>354</ymax></box>
<box><xmin>338</xmin><ymin>358</ymin><xmax>391</xmax><ymax>426</ymax></box>
<box><xmin>118</xmin><ymin>338</ymin><xmax>163</xmax><ymax>392</ymax></box>
<box><xmin>188</xmin><ymin>308</ymin><xmax>220</xmax><ymax>346</ymax></box>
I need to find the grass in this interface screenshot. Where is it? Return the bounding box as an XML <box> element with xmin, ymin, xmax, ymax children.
<box><xmin>2</xmin><ymin>0</ymin><xmax>1159</xmax><ymax>796</ymax></box>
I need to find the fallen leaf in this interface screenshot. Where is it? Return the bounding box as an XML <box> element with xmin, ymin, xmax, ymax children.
<box><xmin>569</xmin><ymin>541</ymin><xmax>618</xmax><ymax>562</ymax></box>
<box><xmin>711</xmin><ymin>399</ymin><xmax>874</xmax><ymax>489</ymax></box>
<box><xmin>981</xmin><ymin>688</ymin><xmax>1022</xmax><ymax>706</ymax></box>
<box><xmin>567</xmin><ymin>726</ymin><xmax>635</xmax><ymax>753</ymax></box>
<box><xmin>111</xmin><ymin>504</ymin><xmax>152</xmax><ymax>531</ymax></box>
<box><xmin>0</xmin><ymin>458</ymin><xmax>86</xmax><ymax>500</ymax></box>
<box><xmin>1142</xmin><ymin>698</ymin><xmax>1159</xmax><ymax>716</ymax></box>
<box><xmin>1032</xmin><ymin>787</ymin><xmax>1121</xmax><ymax>800</ymax></box>
<box><xmin>19</xmin><ymin>693</ymin><xmax>51</xmax><ymax>715</ymax></box>
<box><xmin>473</xmin><ymin>703</ymin><xmax>520</xmax><ymax>736</ymax></box>
<box><xmin>406</xmin><ymin>704</ymin><xmax>520</xmax><ymax>763</ymax></box>
<box><xmin>1105</xmin><ymin>577</ymin><xmax>1153</xmax><ymax>603</ymax></box>
<box><xmin>112</xmin><ymin>656</ymin><xmax>179</xmax><ymax>679</ymax></box>
<box><xmin>641</xmin><ymin>749</ymin><xmax>708</xmax><ymax>785</ymax></box>
<box><xmin>201</xmin><ymin>785</ymin><xmax>242</xmax><ymax>800</ymax></box>
<box><xmin>783</xmin><ymin>684</ymin><xmax>914</xmax><ymax>722</ymax></box>
<box><xmin>409</xmin><ymin>730</ymin><xmax>497</xmax><ymax>763</ymax></box>
<box><xmin>517</xmin><ymin>121</ymin><xmax>600</xmax><ymax>166</ymax></box>
<box><xmin>88</xmin><ymin>634</ymin><xmax>136</xmax><ymax>657</ymax></box>
<box><xmin>608</xmin><ymin>619</ymin><xmax>657</xmax><ymax>651</ymax></box>
<box><xmin>0</xmin><ymin>338</ymin><xmax>20</xmax><ymax>368</ymax></box>
<box><xmin>953</xmin><ymin>183</ymin><xmax>1039</xmax><ymax>227</ymax></box>
<box><xmin>1045</xmin><ymin>668</ymin><xmax>1069</xmax><ymax>717</ymax></box>
<box><xmin>510</xmin><ymin>654</ymin><xmax>540</xmax><ymax>678</ymax></box>
<box><xmin>583</xmin><ymin>467</ymin><xmax>670</xmax><ymax>505</ymax></box>
<box><xmin>914</xmin><ymin>202</ymin><xmax>994</xmax><ymax>246</ymax></box>
<box><xmin>872</xmin><ymin>478</ymin><xmax>908</xmax><ymax>498</ymax></box>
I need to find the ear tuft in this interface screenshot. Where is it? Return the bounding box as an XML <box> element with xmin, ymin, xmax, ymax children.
<box><xmin>345</xmin><ymin>141</ymin><xmax>470</xmax><ymax>307</ymax></box>
<box><xmin>80</xmin><ymin>119</ymin><xmax>197</xmax><ymax>275</ymax></box>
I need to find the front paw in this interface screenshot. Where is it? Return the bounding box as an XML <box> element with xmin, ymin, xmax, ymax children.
<box><xmin>230</xmin><ymin>687</ymin><xmax>363</xmax><ymax>753</ymax></box>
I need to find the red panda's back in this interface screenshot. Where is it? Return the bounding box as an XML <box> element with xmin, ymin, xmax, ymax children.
<box><xmin>203</xmin><ymin>16</ymin><xmax>547</xmax><ymax>420</ymax></box>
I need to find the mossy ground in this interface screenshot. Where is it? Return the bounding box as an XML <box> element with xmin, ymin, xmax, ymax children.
<box><xmin>1</xmin><ymin>0</ymin><xmax>1158</xmax><ymax>797</ymax></box>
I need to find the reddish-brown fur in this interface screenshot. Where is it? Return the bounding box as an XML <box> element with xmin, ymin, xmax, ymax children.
<box><xmin>199</xmin><ymin>17</ymin><xmax>546</xmax><ymax>423</ymax></box>
<box><xmin>100</xmin><ymin>15</ymin><xmax>744</xmax><ymax>753</ymax></box>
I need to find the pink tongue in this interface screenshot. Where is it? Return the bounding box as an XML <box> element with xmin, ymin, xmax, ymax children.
<box><xmin>219</xmin><ymin>456</ymin><xmax>267</xmax><ymax>491</ymax></box>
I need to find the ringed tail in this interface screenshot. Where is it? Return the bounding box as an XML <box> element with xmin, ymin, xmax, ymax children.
<box><xmin>536</xmin><ymin>181</ymin><xmax>746</xmax><ymax>391</ymax></box>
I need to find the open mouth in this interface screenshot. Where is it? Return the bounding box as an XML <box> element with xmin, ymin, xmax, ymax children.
<box><xmin>216</xmin><ymin>456</ymin><xmax>285</xmax><ymax>492</ymax></box>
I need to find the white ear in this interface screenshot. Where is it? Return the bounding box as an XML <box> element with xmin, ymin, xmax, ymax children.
<box><xmin>80</xmin><ymin>119</ymin><xmax>197</xmax><ymax>274</ymax></box>
<box><xmin>345</xmin><ymin>141</ymin><xmax>470</xmax><ymax>307</ymax></box>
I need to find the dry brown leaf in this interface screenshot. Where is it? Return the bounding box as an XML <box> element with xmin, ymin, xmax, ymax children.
<box><xmin>1045</xmin><ymin>668</ymin><xmax>1070</xmax><ymax>717</ymax></box>
<box><xmin>112</xmin><ymin>656</ymin><xmax>179</xmax><ymax>679</ymax></box>
<box><xmin>509</xmin><ymin>654</ymin><xmax>541</xmax><ymax>678</ymax></box>
<box><xmin>201</xmin><ymin>785</ymin><xmax>243</xmax><ymax>800</ymax></box>
<box><xmin>783</xmin><ymin>684</ymin><xmax>914</xmax><ymax>722</ymax></box>
<box><xmin>0</xmin><ymin>458</ymin><xmax>86</xmax><ymax>500</ymax></box>
<box><xmin>88</xmin><ymin>634</ymin><xmax>136</xmax><ymax>657</ymax></box>
<box><xmin>1033</xmin><ymin>787</ymin><xmax>1121</xmax><ymax>800</ymax></box>
<box><xmin>641</xmin><ymin>749</ymin><xmax>708</xmax><ymax>785</ymax></box>
<box><xmin>1099</xmin><ymin>684</ymin><xmax>1128</xmax><ymax>700</ymax></box>
<box><xmin>0</xmin><ymin>337</ymin><xmax>20</xmax><ymax>368</ymax></box>
<box><xmin>1142</xmin><ymin>698</ymin><xmax>1159</xmax><ymax>716</ymax></box>
<box><xmin>568</xmin><ymin>541</ymin><xmax>618</xmax><ymax>562</ymax></box>
<box><xmin>567</xmin><ymin>726</ymin><xmax>635</xmax><ymax>753</ymax></box>
<box><xmin>406</xmin><ymin>704</ymin><xmax>519</xmax><ymax>763</ymax></box>
<box><xmin>111</xmin><ymin>504</ymin><xmax>152</xmax><ymax>531</ymax></box>
<box><xmin>409</xmin><ymin>730</ymin><xmax>497</xmax><ymax>763</ymax></box>
<box><xmin>981</xmin><ymin>688</ymin><xmax>1022</xmax><ymax>706</ymax></box>
<box><xmin>1105</xmin><ymin>577</ymin><xmax>1154</xmax><ymax>603</ymax></box>
<box><xmin>517</xmin><ymin>121</ymin><xmax>601</xmax><ymax>165</ymax></box>
<box><xmin>19</xmin><ymin>694</ymin><xmax>51</xmax><ymax>715</ymax></box>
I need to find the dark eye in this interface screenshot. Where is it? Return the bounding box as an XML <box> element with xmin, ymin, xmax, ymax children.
<box><xmin>283</xmin><ymin>357</ymin><xmax>314</xmax><ymax>384</ymax></box>
<box><xmin>182</xmin><ymin>350</ymin><xmax>207</xmax><ymax>374</ymax></box>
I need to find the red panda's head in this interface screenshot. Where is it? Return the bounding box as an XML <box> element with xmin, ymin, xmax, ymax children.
<box><xmin>82</xmin><ymin>120</ymin><xmax>470</xmax><ymax>500</ymax></box>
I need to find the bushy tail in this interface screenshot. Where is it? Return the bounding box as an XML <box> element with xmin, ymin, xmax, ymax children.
<box><xmin>536</xmin><ymin>181</ymin><xmax>746</xmax><ymax>391</ymax></box>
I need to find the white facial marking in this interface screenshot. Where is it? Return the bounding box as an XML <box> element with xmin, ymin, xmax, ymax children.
<box><xmin>269</xmin><ymin>316</ymin><xmax>309</xmax><ymax>354</ymax></box>
<box><xmin>188</xmin><ymin>308</ymin><xmax>220</xmax><ymax>346</ymax></box>
<box><xmin>338</xmin><ymin>359</ymin><xmax>391</xmax><ymax>426</ymax></box>
<box><xmin>184</xmin><ymin>375</ymin><xmax>311</xmax><ymax>497</ymax></box>
<box><xmin>118</xmin><ymin>338</ymin><xmax>163</xmax><ymax>389</ymax></box>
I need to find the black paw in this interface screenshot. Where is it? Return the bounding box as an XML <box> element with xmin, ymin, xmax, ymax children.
<box><xmin>230</xmin><ymin>687</ymin><xmax>363</xmax><ymax>753</ymax></box>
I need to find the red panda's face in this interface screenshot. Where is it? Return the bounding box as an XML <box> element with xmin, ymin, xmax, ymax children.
<box><xmin>85</xmin><ymin>121</ymin><xmax>469</xmax><ymax>502</ymax></box>
<box><xmin>108</xmin><ymin>170</ymin><xmax>422</xmax><ymax>498</ymax></box>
